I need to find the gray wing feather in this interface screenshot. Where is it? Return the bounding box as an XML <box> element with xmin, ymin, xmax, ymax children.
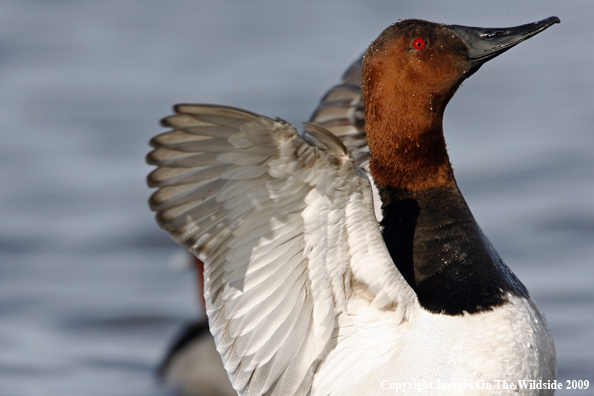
<box><xmin>309</xmin><ymin>56</ymin><xmax>368</xmax><ymax>165</ymax></box>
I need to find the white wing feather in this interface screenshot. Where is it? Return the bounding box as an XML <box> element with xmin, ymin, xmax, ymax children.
<box><xmin>148</xmin><ymin>104</ymin><xmax>415</xmax><ymax>396</ymax></box>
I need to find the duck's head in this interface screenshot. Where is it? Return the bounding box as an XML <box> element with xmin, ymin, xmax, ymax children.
<box><xmin>363</xmin><ymin>17</ymin><xmax>559</xmax><ymax>190</ymax></box>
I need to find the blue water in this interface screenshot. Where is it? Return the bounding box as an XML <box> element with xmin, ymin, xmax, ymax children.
<box><xmin>1</xmin><ymin>1</ymin><xmax>593</xmax><ymax>395</ymax></box>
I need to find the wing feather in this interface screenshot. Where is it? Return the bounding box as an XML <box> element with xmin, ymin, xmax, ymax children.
<box><xmin>148</xmin><ymin>104</ymin><xmax>414</xmax><ymax>395</ymax></box>
<box><xmin>146</xmin><ymin>149</ymin><xmax>222</xmax><ymax>168</ymax></box>
<box><xmin>309</xmin><ymin>55</ymin><xmax>368</xmax><ymax>166</ymax></box>
<box><xmin>147</xmin><ymin>163</ymin><xmax>232</xmax><ymax>187</ymax></box>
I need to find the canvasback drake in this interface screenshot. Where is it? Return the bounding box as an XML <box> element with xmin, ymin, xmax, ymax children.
<box><xmin>148</xmin><ymin>17</ymin><xmax>559</xmax><ymax>396</ymax></box>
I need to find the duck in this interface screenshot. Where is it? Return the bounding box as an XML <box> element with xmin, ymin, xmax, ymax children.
<box><xmin>148</xmin><ymin>17</ymin><xmax>559</xmax><ymax>396</ymax></box>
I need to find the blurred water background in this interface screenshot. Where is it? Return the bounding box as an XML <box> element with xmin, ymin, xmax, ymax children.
<box><xmin>0</xmin><ymin>1</ymin><xmax>593</xmax><ymax>395</ymax></box>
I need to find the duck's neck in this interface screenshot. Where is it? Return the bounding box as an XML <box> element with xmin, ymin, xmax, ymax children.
<box><xmin>364</xmin><ymin>81</ymin><xmax>455</xmax><ymax>191</ymax></box>
<box><xmin>364</xmin><ymin>97</ymin><xmax>527</xmax><ymax>315</ymax></box>
<box><xmin>377</xmin><ymin>183</ymin><xmax>528</xmax><ymax>315</ymax></box>
<box><xmin>368</xmin><ymin>122</ymin><xmax>454</xmax><ymax>191</ymax></box>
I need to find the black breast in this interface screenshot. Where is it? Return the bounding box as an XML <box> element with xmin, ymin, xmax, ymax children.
<box><xmin>378</xmin><ymin>183</ymin><xmax>528</xmax><ymax>315</ymax></box>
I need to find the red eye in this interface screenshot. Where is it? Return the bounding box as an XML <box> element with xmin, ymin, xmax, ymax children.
<box><xmin>412</xmin><ymin>38</ymin><xmax>426</xmax><ymax>50</ymax></box>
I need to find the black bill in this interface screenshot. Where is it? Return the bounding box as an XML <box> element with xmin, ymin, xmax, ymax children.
<box><xmin>449</xmin><ymin>16</ymin><xmax>560</xmax><ymax>76</ymax></box>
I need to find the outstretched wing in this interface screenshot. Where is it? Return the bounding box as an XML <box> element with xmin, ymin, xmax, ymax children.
<box><xmin>147</xmin><ymin>104</ymin><xmax>414</xmax><ymax>396</ymax></box>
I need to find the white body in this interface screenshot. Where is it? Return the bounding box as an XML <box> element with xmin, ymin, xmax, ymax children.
<box><xmin>315</xmin><ymin>295</ymin><xmax>555</xmax><ymax>395</ymax></box>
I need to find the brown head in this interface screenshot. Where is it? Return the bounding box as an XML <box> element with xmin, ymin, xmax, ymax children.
<box><xmin>362</xmin><ymin>17</ymin><xmax>560</xmax><ymax>191</ymax></box>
